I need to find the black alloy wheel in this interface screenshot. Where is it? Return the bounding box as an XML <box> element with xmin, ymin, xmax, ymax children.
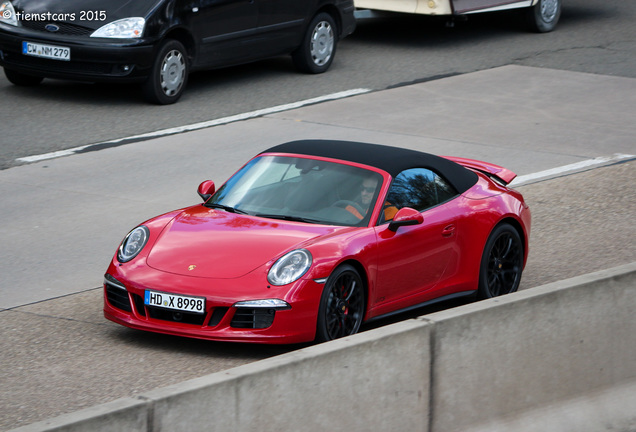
<box><xmin>316</xmin><ymin>264</ymin><xmax>365</xmax><ymax>342</ymax></box>
<box><xmin>478</xmin><ymin>223</ymin><xmax>524</xmax><ymax>299</ymax></box>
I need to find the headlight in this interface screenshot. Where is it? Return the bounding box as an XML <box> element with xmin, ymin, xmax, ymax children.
<box><xmin>91</xmin><ymin>17</ymin><xmax>145</xmax><ymax>38</ymax></box>
<box><xmin>117</xmin><ymin>226</ymin><xmax>149</xmax><ymax>263</ymax></box>
<box><xmin>0</xmin><ymin>1</ymin><xmax>18</xmax><ymax>26</ymax></box>
<box><xmin>267</xmin><ymin>249</ymin><xmax>312</xmax><ymax>286</ymax></box>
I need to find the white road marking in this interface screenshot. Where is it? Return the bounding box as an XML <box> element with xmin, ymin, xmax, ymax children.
<box><xmin>15</xmin><ymin>88</ymin><xmax>372</xmax><ymax>164</ymax></box>
<box><xmin>510</xmin><ymin>153</ymin><xmax>635</xmax><ymax>186</ymax></box>
<box><xmin>14</xmin><ymin>87</ymin><xmax>634</xmax><ymax>187</ymax></box>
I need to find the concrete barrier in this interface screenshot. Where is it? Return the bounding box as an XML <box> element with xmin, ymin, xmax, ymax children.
<box><xmin>428</xmin><ymin>262</ymin><xmax>636</xmax><ymax>432</ymax></box>
<box><xmin>462</xmin><ymin>379</ymin><xmax>636</xmax><ymax>432</ymax></box>
<box><xmin>145</xmin><ymin>319</ymin><xmax>430</xmax><ymax>432</ymax></box>
<box><xmin>8</xmin><ymin>398</ymin><xmax>148</xmax><ymax>432</ymax></box>
<box><xmin>10</xmin><ymin>262</ymin><xmax>636</xmax><ymax>432</ymax></box>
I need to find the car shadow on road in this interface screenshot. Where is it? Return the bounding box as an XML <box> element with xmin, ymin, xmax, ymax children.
<box><xmin>107</xmin><ymin>323</ymin><xmax>309</xmax><ymax>359</ymax></box>
<box><xmin>4</xmin><ymin>79</ymin><xmax>144</xmax><ymax>105</ymax></box>
<box><xmin>3</xmin><ymin>56</ymin><xmax>301</xmax><ymax>107</ymax></box>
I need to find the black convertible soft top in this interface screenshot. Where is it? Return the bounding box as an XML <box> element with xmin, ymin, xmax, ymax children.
<box><xmin>263</xmin><ymin>140</ymin><xmax>478</xmax><ymax>194</ymax></box>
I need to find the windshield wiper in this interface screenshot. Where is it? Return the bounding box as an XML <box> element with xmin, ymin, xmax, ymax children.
<box><xmin>205</xmin><ymin>203</ymin><xmax>248</xmax><ymax>214</ymax></box>
<box><xmin>254</xmin><ymin>214</ymin><xmax>322</xmax><ymax>224</ymax></box>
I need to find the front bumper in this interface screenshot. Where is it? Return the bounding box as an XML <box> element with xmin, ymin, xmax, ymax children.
<box><xmin>103</xmin><ymin>264</ymin><xmax>323</xmax><ymax>344</ymax></box>
<box><xmin>0</xmin><ymin>23</ymin><xmax>155</xmax><ymax>82</ymax></box>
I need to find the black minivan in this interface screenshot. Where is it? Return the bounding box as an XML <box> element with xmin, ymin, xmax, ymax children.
<box><xmin>0</xmin><ymin>0</ymin><xmax>356</xmax><ymax>104</ymax></box>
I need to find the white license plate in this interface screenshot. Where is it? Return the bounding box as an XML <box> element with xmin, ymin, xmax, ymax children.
<box><xmin>22</xmin><ymin>41</ymin><xmax>71</xmax><ymax>61</ymax></box>
<box><xmin>144</xmin><ymin>290</ymin><xmax>206</xmax><ymax>314</ymax></box>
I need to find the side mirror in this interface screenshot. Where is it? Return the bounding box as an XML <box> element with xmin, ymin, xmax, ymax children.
<box><xmin>388</xmin><ymin>207</ymin><xmax>423</xmax><ymax>232</ymax></box>
<box><xmin>197</xmin><ymin>180</ymin><xmax>215</xmax><ymax>202</ymax></box>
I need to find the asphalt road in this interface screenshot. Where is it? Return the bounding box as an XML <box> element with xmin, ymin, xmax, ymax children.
<box><xmin>1</xmin><ymin>0</ymin><xmax>635</xmax><ymax>169</ymax></box>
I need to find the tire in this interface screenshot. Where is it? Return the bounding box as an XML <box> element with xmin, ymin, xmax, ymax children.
<box><xmin>316</xmin><ymin>264</ymin><xmax>365</xmax><ymax>342</ymax></box>
<box><xmin>525</xmin><ymin>0</ymin><xmax>561</xmax><ymax>33</ymax></box>
<box><xmin>142</xmin><ymin>39</ymin><xmax>189</xmax><ymax>105</ymax></box>
<box><xmin>477</xmin><ymin>223</ymin><xmax>524</xmax><ymax>299</ymax></box>
<box><xmin>292</xmin><ymin>12</ymin><xmax>337</xmax><ymax>74</ymax></box>
<box><xmin>4</xmin><ymin>68</ymin><xmax>43</xmax><ymax>86</ymax></box>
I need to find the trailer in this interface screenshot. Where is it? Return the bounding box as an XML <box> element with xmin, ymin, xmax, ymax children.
<box><xmin>354</xmin><ymin>0</ymin><xmax>561</xmax><ymax>32</ymax></box>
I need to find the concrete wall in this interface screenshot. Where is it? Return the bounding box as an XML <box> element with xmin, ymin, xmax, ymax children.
<box><xmin>148</xmin><ymin>320</ymin><xmax>430</xmax><ymax>432</ymax></box>
<box><xmin>11</xmin><ymin>262</ymin><xmax>636</xmax><ymax>432</ymax></box>
<box><xmin>429</xmin><ymin>262</ymin><xmax>636</xmax><ymax>431</ymax></box>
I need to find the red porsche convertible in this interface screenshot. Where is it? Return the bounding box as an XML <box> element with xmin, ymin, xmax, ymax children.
<box><xmin>104</xmin><ymin>140</ymin><xmax>530</xmax><ymax>344</ymax></box>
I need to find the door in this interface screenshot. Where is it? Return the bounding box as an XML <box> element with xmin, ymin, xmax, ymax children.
<box><xmin>373</xmin><ymin>168</ymin><xmax>460</xmax><ymax>308</ymax></box>
<box><xmin>255</xmin><ymin>0</ymin><xmax>311</xmax><ymax>54</ymax></box>
<box><xmin>190</xmin><ymin>0</ymin><xmax>258</xmax><ymax>67</ymax></box>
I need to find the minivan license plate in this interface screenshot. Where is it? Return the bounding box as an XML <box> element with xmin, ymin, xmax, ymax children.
<box><xmin>23</xmin><ymin>41</ymin><xmax>71</xmax><ymax>61</ymax></box>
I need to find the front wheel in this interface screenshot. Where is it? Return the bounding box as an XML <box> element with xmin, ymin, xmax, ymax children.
<box><xmin>478</xmin><ymin>223</ymin><xmax>524</xmax><ymax>299</ymax></box>
<box><xmin>292</xmin><ymin>13</ymin><xmax>337</xmax><ymax>74</ymax></box>
<box><xmin>316</xmin><ymin>265</ymin><xmax>365</xmax><ymax>342</ymax></box>
<box><xmin>525</xmin><ymin>0</ymin><xmax>561</xmax><ymax>33</ymax></box>
<box><xmin>142</xmin><ymin>39</ymin><xmax>189</xmax><ymax>105</ymax></box>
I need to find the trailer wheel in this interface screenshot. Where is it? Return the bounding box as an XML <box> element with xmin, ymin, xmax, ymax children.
<box><xmin>525</xmin><ymin>0</ymin><xmax>561</xmax><ymax>33</ymax></box>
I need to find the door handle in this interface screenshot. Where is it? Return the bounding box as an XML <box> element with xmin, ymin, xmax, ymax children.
<box><xmin>442</xmin><ymin>224</ymin><xmax>456</xmax><ymax>238</ymax></box>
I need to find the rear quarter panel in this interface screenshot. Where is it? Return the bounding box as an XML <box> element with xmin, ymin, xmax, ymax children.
<box><xmin>450</xmin><ymin>173</ymin><xmax>531</xmax><ymax>291</ymax></box>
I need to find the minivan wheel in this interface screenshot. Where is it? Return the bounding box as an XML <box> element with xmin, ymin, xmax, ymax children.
<box><xmin>142</xmin><ymin>39</ymin><xmax>189</xmax><ymax>105</ymax></box>
<box><xmin>292</xmin><ymin>12</ymin><xmax>337</xmax><ymax>74</ymax></box>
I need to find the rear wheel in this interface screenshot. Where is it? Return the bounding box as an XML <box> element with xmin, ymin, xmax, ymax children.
<box><xmin>478</xmin><ymin>223</ymin><xmax>524</xmax><ymax>299</ymax></box>
<box><xmin>316</xmin><ymin>265</ymin><xmax>365</xmax><ymax>342</ymax></box>
<box><xmin>4</xmin><ymin>68</ymin><xmax>43</xmax><ymax>86</ymax></box>
<box><xmin>292</xmin><ymin>12</ymin><xmax>337</xmax><ymax>74</ymax></box>
<box><xmin>142</xmin><ymin>39</ymin><xmax>189</xmax><ymax>105</ymax></box>
<box><xmin>525</xmin><ymin>0</ymin><xmax>561</xmax><ymax>33</ymax></box>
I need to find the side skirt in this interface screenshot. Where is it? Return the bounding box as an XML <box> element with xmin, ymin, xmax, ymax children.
<box><xmin>364</xmin><ymin>290</ymin><xmax>476</xmax><ymax>325</ymax></box>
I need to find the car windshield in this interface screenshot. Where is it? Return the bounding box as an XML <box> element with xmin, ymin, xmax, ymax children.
<box><xmin>207</xmin><ymin>156</ymin><xmax>383</xmax><ymax>226</ymax></box>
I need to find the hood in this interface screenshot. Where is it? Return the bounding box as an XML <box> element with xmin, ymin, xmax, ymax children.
<box><xmin>13</xmin><ymin>0</ymin><xmax>161</xmax><ymax>28</ymax></box>
<box><xmin>146</xmin><ymin>206</ymin><xmax>344</xmax><ymax>279</ymax></box>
